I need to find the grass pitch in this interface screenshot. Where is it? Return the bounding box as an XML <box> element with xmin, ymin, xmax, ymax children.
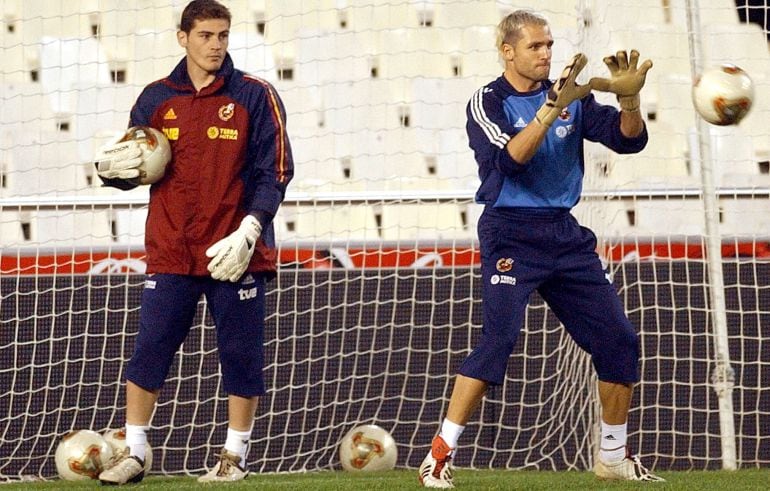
<box><xmin>4</xmin><ymin>469</ymin><xmax>768</xmax><ymax>490</ymax></box>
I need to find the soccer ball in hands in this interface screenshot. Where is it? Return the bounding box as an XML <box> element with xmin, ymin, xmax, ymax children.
<box><xmin>120</xmin><ymin>126</ymin><xmax>171</xmax><ymax>184</ymax></box>
<box><xmin>339</xmin><ymin>424</ymin><xmax>398</xmax><ymax>472</ymax></box>
<box><xmin>55</xmin><ymin>429</ymin><xmax>114</xmax><ymax>481</ymax></box>
<box><xmin>102</xmin><ymin>428</ymin><xmax>153</xmax><ymax>473</ymax></box>
<box><xmin>692</xmin><ymin>64</ymin><xmax>754</xmax><ymax>126</ymax></box>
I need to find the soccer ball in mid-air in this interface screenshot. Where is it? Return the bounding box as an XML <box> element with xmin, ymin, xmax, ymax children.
<box><xmin>339</xmin><ymin>424</ymin><xmax>398</xmax><ymax>472</ymax></box>
<box><xmin>55</xmin><ymin>429</ymin><xmax>114</xmax><ymax>481</ymax></box>
<box><xmin>692</xmin><ymin>64</ymin><xmax>754</xmax><ymax>126</ymax></box>
<box><xmin>102</xmin><ymin>428</ymin><xmax>153</xmax><ymax>473</ymax></box>
<box><xmin>118</xmin><ymin>126</ymin><xmax>172</xmax><ymax>184</ymax></box>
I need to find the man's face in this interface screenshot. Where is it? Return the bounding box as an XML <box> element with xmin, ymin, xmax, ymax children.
<box><xmin>178</xmin><ymin>18</ymin><xmax>230</xmax><ymax>75</ymax></box>
<box><xmin>503</xmin><ymin>24</ymin><xmax>554</xmax><ymax>83</ymax></box>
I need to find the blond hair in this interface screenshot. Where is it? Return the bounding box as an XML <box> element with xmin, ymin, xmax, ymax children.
<box><xmin>496</xmin><ymin>10</ymin><xmax>549</xmax><ymax>52</ymax></box>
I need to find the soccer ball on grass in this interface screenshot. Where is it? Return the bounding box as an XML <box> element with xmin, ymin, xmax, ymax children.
<box><xmin>55</xmin><ymin>429</ymin><xmax>113</xmax><ymax>481</ymax></box>
<box><xmin>339</xmin><ymin>424</ymin><xmax>398</xmax><ymax>472</ymax></box>
<box><xmin>692</xmin><ymin>64</ymin><xmax>754</xmax><ymax>126</ymax></box>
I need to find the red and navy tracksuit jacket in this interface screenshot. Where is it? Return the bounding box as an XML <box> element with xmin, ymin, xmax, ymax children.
<box><xmin>103</xmin><ymin>54</ymin><xmax>293</xmax><ymax>277</ymax></box>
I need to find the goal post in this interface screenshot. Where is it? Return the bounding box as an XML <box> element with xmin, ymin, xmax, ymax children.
<box><xmin>1</xmin><ymin>0</ymin><xmax>769</xmax><ymax>481</ymax></box>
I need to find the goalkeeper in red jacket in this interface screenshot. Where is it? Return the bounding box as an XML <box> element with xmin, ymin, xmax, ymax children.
<box><xmin>92</xmin><ymin>0</ymin><xmax>293</xmax><ymax>484</ymax></box>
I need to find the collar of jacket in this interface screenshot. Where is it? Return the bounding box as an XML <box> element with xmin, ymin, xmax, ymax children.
<box><xmin>166</xmin><ymin>53</ymin><xmax>234</xmax><ymax>95</ymax></box>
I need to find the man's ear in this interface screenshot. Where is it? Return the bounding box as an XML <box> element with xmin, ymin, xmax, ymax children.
<box><xmin>177</xmin><ymin>30</ymin><xmax>187</xmax><ymax>48</ymax></box>
<box><xmin>502</xmin><ymin>44</ymin><xmax>515</xmax><ymax>62</ymax></box>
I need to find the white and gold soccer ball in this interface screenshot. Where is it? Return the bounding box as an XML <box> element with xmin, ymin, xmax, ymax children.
<box><xmin>102</xmin><ymin>427</ymin><xmax>153</xmax><ymax>473</ymax></box>
<box><xmin>55</xmin><ymin>429</ymin><xmax>114</xmax><ymax>481</ymax></box>
<box><xmin>339</xmin><ymin>424</ymin><xmax>398</xmax><ymax>472</ymax></box>
<box><xmin>692</xmin><ymin>64</ymin><xmax>754</xmax><ymax>126</ymax></box>
<box><xmin>119</xmin><ymin>126</ymin><xmax>172</xmax><ymax>184</ymax></box>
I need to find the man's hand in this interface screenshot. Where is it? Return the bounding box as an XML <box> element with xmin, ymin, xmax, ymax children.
<box><xmin>205</xmin><ymin>215</ymin><xmax>263</xmax><ymax>282</ymax></box>
<box><xmin>535</xmin><ymin>53</ymin><xmax>592</xmax><ymax>127</ymax></box>
<box><xmin>94</xmin><ymin>140</ymin><xmax>143</xmax><ymax>180</ymax></box>
<box><xmin>589</xmin><ymin>49</ymin><xmax>653</xmax><ymax>112</ymax></box>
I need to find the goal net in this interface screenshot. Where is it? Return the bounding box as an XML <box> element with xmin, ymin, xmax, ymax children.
<box><xmin>1</xmin><ymin>0</ymin><xmax>768</xmax><ymax>481</ymax></box>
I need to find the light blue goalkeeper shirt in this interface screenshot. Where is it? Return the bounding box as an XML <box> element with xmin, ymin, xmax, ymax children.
<box><xmin>466</xmin><ymin>76</ymin><xmax>648</xmax><ymax>209</ymax></box>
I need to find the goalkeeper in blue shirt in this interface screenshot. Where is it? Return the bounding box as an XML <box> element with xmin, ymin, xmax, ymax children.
<box><xmin>419</xmin><ymin>10</ymin><xmax>662</xmax><ymax>488</ymax></box>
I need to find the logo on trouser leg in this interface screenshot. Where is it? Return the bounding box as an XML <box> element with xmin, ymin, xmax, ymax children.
<box><xmin>496</xmin><ymin>257</ymin><xmax>514</xmax><ymax>272</ymax></box>
<box><xmin>238</xmin><ymin>287</ymin><xmax>258</xmax><ymax>300</ymax></box>
<box><xmin>490</xmin><ymin>274</ymin><xmax>517</xmax><ymax>286</ymax></box>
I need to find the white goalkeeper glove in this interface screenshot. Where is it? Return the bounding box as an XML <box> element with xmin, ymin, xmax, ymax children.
<box><xmin>536</xmin><ymin>53</ymin><xmax>592</xmax><ymax>127</ymax></box>
<box><xmin>94</xmin><ymin>140</ymin><xmax>144</xmax><ymax>180</ymax></box>
<box><xmin>589</xmin><ymin>49</ymin><xmax>653</xmax><ymax>112</ymax></box>
<box><xmin>205</xmin><ymin>215</ymin><xmax>263</xmax><ymax>282</ymax></box>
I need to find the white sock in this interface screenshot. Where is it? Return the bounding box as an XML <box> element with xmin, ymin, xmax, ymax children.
<box><xmin>438</xmin><ymin>418</ymin><xmax>464</xmax><ymax>450</ymax></box>
<box><xmin>224</xmin><ymin>427</ymin><xmax>252</xmax><ymax>467</ymax></box>
<box><xmin>599</xmin><ymin>421</ymin><xmax>627</xmax><ymax>463</ymax></box>
<box><xmin>125</xmin><ymin>423</ymin><xmax>149</xmax><ymax>462</ymax></box>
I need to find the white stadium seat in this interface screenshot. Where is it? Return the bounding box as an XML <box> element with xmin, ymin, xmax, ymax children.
<box><xmin>131</xmin><ymin>29</ymin><xmax>182</xmax><ymax>86</ymax></box>
<box><xmin>227</xmin><ymin>30</ymin><xmax>278</xmax><ymax>83</ymax></box>
<box><xmin>72</xmin><ymin>83</ymin><xmax>138</xmax><ymax>165</ymax></box>
<box><xmin>30</xmin><ymin>209</ymin><xmax>113</xmax><ymax>247</ymax></box>
<box><xmin>293</xmin><ymin>29</ymin><xmax>374</xmax><ymax>84</ymax></box>
<box><xmin>38</xmin><ymin>36</ymin><xmax>113</xmax><ymax>115</ymax></box>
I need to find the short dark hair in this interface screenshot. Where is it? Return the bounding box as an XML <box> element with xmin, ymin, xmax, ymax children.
<box><xmin>180</xmin><ymin>0</ymin><xmax>231</xmax><ymax>33</ymax></box>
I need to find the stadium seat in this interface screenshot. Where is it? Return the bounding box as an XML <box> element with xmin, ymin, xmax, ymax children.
<box><xmin>16</xmin><ymin>3</ymin><xmax>97</xmax><ymax>42</ymax></box>
<box><xmin>738</xmin><ymin>72</ymin><xmax>769</xmax><ymax>159</ymax></box>
<box><xmin>72</xmin><ymin>83</ymin><xmax>138</xmax><ymax>165</ymax></box>
<box><xmin>719</xmin><ymin>197</ymin><xmax>770</xmax><ymax>238</ymax></box>
<box><xmin>440</xmin><ymin>26</ymin><xmax>501</xmax><ymax>83</ymax></box>
<box><xmin>290</xmin><ymin>133</ymin><xmax>346</xmax><ymax>184</ymax></box>
<box><xmin>373</xmin><ymin>28</ymin><xmax>454</xmax><ymax>82</ymax></box>
<box><xmin>112</xmin><ymin>206</ymin><xmax>149</xmax><ymax>245</ymax></box>
<box><xmin>656</xmin><ymin>73</ymin><xmax>699</xmax><ymax>136</ymax></box>
<box><xmin>432</xmin><ymin>128</ymin><xmax>478</xmax><ymax>187</ymax></box>
<box><xmin>262</xmin><ymin>0</ymin><xmax>340</xmax><ymax>65</ymax></box>
<box><xmin>702</xmin><ymin>23</ymin><xmax>770</xmax><ymax>76</ymax></box>
<box><xmin>409</xmin><ymin>78</ymin><xmax>476</xmax><ymax>134</ymax></box>
<box><xmin>610</xmin><ymin>23</ymin><xmax>691</xmax><ymax>117</ymax></box>
<box><xmin>0</xmin><ymin>211</ymin><xmax>27</xmax><ymax>246</ymax></box>
<box><xmin>572</xmin><ymin>198</ymin><xmax>635</xmax><ymax>239</ymax></box>
<box><xmin>1</xmin><ymin>18</ymin><xmax>38</xmax><ymax>84</ymax></box>
<box><xmin>131</xmin><ymin>29</ymin><xmax>182</xmax><ymax>86</ymax></box>
<box><xmin>602</xmin><ymin>121</ymin><xmax>690</xmax><ymax>189</ymax></box>
<box><xmin>227</xmin><ymin>30</ymin><xmax>278</xmax><ymax>82</ymax></box>
<box><xmin>379</xmin><ymin>178</ymin><xmax>469</xmax><ymax>241</ymax></box>
<box><xmin>633</xmin><ymin>198</ymin><xmax>707</xmax><ymax>236</ymax></box>
<box><xmin>594</xmin><ymin>0</ymin><xmax>666</xmax><ymax>28</ymax></box>
<box><xmin>38</xmin><ymin>36</ymin><xmax>112</xmax><ymax>115</ymax></box>
<box><xmin>668</xmin><ymin>0</ymin><xmax>741</xmax><ymax>26</ymax></box>
<box><xmin>681</xmin><ymin>125</ymin><xmax>762</xmax><ymax>187</ymax></box>
<box><xmin>431</xmin><ymin>0</ymin><xmax>501</xmax><ymax>29</ymax></box>
<box><xmin>292</xmin><ymin>202</ymin><xmax>381</xmax><ymax>242</ymax></box>
<box><xmin>6</xmin><ymin>131</ymin><xmax>86</xmax><ymax>196</ymax></box>
<box><xmin>341</xmin><ymin>0</ymin><xmax>424</xmax><ymax>31</ymax></box>
<box><xmin>293</xmin><ymin>29</ymin><xmax>375</xmax><ymax>85</ymax></box>
<box><xmin>0</xmin><ymin>83</ymin><xmax>59</xmax><ymax>142</ymax></box>
<box><xmin>320</xmin><ymin>78</ymin><xmax>408</xmax><ymax>132</ymax></box>
<box><xmin>30</xmin><ymin>208</ymin><xmax>114</xmax><ymax>246</ymax></box>
<box><xmin>277</xmin><ymin>82</ymin><xmax>323</xmax><ymax>131</ymax></box>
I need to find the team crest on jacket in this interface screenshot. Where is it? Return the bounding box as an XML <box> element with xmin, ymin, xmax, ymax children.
<box><xmin>218</xmin><ymin>103</ymin><xmax>235</xmax><ymax>121</ymax></box>
<box><xmin>558</xmin><ymin>109</ymin><xmax>571</xmax><ymax>121</ymax></box>
<box><xmin>496</xmin><ymin>258</ymin><xmax>514</xmax><ymax>272</ymax></box>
